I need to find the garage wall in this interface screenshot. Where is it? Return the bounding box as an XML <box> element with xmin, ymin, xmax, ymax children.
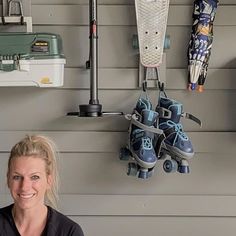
<box><xmin>1</xmin><ymin>1</ymin><xmax>236</xmax><ymax>235</ymax></box>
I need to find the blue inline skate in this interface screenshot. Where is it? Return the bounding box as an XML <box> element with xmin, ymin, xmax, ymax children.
<box><xmin>156</xmin><ymin>91</ymin><xmax>201</xmax><ymax>174</ymax></box>
<box><xmin>120</xmin><ymin>94</ymin><xmax>163</xmax><ymax>179</ymax></box>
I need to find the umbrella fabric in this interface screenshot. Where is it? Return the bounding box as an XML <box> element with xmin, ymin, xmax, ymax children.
<box><xmin>188</xmin><ymin>0</ymin><xmax>218</xmax><ymax>92</ymax></box>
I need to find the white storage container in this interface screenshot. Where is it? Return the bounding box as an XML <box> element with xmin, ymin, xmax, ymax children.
<box><xmin>0</xmin><ymin>32</ymin><xmax>66</xmax><ymax>87</ymax></box>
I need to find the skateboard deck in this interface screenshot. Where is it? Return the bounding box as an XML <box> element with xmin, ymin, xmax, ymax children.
<box><xmin>135</xmin><ymin>0</ymin><xmax>169</xmax><ymax>67</ymax></box>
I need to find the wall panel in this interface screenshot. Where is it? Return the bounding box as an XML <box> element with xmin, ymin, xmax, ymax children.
<box><xmin>0</xmin><ymin>90</ymin><xmax>235</xmax><ymax>131</ymax></box>
<box><xmin>0</xmin><ymin>1</ymin><xmax>235</xmax><ymax>236</ymax></box>
<box><xmin>1</xmin><ymin>152</ymin><xmax>236</xmax><ymax>196</ymax></box>
<box><xmin>30</xmin><ymin>25</ymin><xmax>236</xmax><ymax>69</ymax></box>
<box><xmin>62</xmin><ymin>68</ymin><xmax>236</xmax><ymax>90</ymax></box>
<box><xmin>31</xmin><ymin>5</ymin><xmax>236</xmax><ymax>26</ymax></box>
<box><xmin>69</xmin><ymin>217</ymin><xmax>236</xmax><ymax>236</ymax></box>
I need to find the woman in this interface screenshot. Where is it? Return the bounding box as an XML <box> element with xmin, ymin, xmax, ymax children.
<box><xmin>0</xmin><ymin>135</ymin><xmax>84</xmax><ymax>236</ymax></box>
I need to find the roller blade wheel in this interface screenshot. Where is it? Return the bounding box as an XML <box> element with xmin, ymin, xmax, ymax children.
<box><xmin>120</xmin><ymin>147</ymin><xmax>131</xmax><ymax>161</ymax></box>
<box><xmin>163</xmin><ymin>159</ymin><xmax>178</xmax><ymax>173</ymax></box>
<box><xmin>178</xmin><ymin>165</ymin><xmax>190</xmax><ymax>174</ymax></box>
<box><xmin>138</xmin><ymin>169</ymin><xmax>150</xmax><ymax>179</ymax></box>
<box><xmin>127</xmin><ymin>162</ymin><xmax>139</xmax><ymax>176</ymax></box>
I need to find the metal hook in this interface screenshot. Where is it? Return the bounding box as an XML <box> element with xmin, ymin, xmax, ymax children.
<box><xmin>158</xmin><ymin>81</ymin><xmax>167</xmax><ymax>98</ymax></box>
<box><xmin>158</xmin><ymin>81</ymin><xmax>164</xmax><ymax>91</ymax></box>
<box><xmin>142</xmin><ymin>80</ymin><xmax>147</xmax><ymax>92</ymax></box>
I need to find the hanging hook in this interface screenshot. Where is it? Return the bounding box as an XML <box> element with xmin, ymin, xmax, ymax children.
<box><xmin>142</xmin><ymin>80</ymin><xmax>147</xmax><ymax>92</ymax></box>
<box><xmin>142</xmin><ymin>66</ymin><xmax>148</xmax><ymax>92</ymax></box>
<box><xmin>158</xmin><ymin>81</ymin><xmax>167</xmax><ymax>98</ymax></box>
<box><xmin>158</xmin><ymin>81</ymin><xmax>164</xmax><ymax>91</ymax></box>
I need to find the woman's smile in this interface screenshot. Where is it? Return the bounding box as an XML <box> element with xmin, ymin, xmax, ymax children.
<box><xmin>17</xmin><ymin>193</ymin><xmax>36</xmax><ymax>199</ymax></box>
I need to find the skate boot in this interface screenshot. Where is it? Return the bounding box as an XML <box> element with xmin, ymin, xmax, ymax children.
<box><xmin>156</xmin><ymin>95</ymin><xmax>201</xmax><ymax>173</ymax></box>
<box><xmin>127</xmin><ymin>97</ymin><xmax>160</xmax><ymax>179</ymax></box>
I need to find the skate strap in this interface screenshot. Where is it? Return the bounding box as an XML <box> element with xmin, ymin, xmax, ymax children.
<box><xmin>182</xmin><ymin>112</ymin><xmax>202</xmax><ymax>127</ymax></box>
<box><xmin>132</xmin><ymin>129</ymin><xmax>153</xmax><ymax>141</ymax></box>
<box><xmin>154</xmin><ymin>133</ymin><xmax>166</xmax><ymax>158</ymax></box>
<box><xmin>127</xmin><ymin>114</ymin><xmax>164</xmax><ymax>135</ymax></box>
<box><xmin>155</xmin><ymin>107</ymin><xmax>202</xmax><ymax>127</ymax></box>
<box><xmin>156</xmin><ymin>107</ymin><xmax>171</xmax><ymax>119</ymax></box>
<box><xmin>154</xmin><ymin>124</ymin><xmax>184</xmax><ymax>158</ymax></box>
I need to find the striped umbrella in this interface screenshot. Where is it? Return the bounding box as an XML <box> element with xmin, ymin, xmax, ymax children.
<box><xmin>188</xmin><ymin>0</ymin><xmax>218</xmax><ymax>92</ymax></box>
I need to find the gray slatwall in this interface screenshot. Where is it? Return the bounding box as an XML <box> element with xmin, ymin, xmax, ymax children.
<box><xmin>1</xmin><ymin>1</ymin><xmax>236</xmax><ymax>235</ymax></box>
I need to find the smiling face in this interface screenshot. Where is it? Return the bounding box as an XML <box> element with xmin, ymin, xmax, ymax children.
<box><xmin>7</xmin><ymin>155</ymin><xmax>52</xmax><ymax>211</ymax></box>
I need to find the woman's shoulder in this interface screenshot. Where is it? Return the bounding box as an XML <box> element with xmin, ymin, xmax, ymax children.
<box><xmin>47</xmin><ymin>206</ymin><xmax>84</xmax><ymax>236</ymax></box>
<box><xmin>0</xmin><ymin>204</ymin><xmax>13</xmax><ymax>217</ymax></box>
<box><xmin>0</xmin><ymin>204</ymin><xmax>16</xmax><ymax>236</ymax></box>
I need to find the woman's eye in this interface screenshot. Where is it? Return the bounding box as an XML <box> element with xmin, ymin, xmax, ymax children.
<box><xmin>31</xmin><ymin>175</ymin><xmax>40</xmax><ymax>180</ymax></box>
<box><xmin>12</xmin><ymin>175</ymin><xmax>21</xmax><ymax>180</ymax></box>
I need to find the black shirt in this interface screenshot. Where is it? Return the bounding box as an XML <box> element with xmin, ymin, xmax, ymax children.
<box><xmin>0</xmin><ymin>204</ymin><xmax>84</xmax><ymax>236</ymax></box>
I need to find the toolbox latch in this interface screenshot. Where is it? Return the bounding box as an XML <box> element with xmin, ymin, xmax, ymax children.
<box><xmin>0</xmin><ymin>55</ymin><xmax>19</xmax><ymax>72</ymax></box>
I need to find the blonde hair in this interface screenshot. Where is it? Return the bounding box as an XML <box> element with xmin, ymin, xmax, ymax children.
<box><xmin>7</xmin><ymin>135</ymin><xmax>59</xmax><ymax>209</ymax></box>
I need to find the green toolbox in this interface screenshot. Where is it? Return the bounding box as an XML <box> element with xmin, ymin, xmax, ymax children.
<box><xmin>0</xmin><ymin>32</ymin><xmax>66</xmax><ymax>87</ymax></box>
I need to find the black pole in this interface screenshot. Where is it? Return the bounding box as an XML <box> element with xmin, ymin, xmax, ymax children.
<box><xmin>79</xmin><ymin>0</ymin><xmax>102</xmax><ymax>117</ymax></box>
<box><xmin>67</xmin><ymin>0</ymin><xmax>123</xmax><ymax>117</ymax></box>
<box><xmin>89</xmin><ymin>0</ymin><xmax>98</xmax><ymax>104</ymax></box>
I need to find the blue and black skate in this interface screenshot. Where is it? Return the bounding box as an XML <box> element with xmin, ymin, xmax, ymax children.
<box><xmin>120</xmin><ymin>96</ymin><xmax>163</xmax><ymax>179</ymax></box>
<box><xmin>155</xmin><ymin>93</ymin><xmax>201</xmax><ymax>174</ymax></box>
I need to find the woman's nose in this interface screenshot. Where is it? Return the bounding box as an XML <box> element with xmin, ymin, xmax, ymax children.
<box><xmin>20</xmin><ymin>178</ymin><xmax>31</xmax><ymax>190</ymax></box>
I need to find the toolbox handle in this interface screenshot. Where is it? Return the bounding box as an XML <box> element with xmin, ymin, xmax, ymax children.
<box><xmin>0</xmin><ymin>0</ymin><xmax>32</xmax><ymax>32</ymax></box>
<box><xmin>8</xmin><ymin>0</ymin><xmax>24</xmax><ymax>17</ymax></box>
